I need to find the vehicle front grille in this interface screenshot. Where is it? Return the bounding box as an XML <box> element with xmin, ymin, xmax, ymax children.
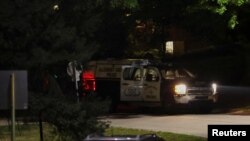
<box><xmin>187</xmin><ymin>87</ymin><xmax>212</xmax><ymax>95</ymax></box>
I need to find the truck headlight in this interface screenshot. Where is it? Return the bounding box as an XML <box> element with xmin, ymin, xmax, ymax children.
<box><xmin>174</xmin><ymin>84</ymin><xmax>187</xmax><ymax>95</ymax></box>
<box><xmin>212</xmin><ymin>83</ymin><xmax>217</xmax><ymax>95</ymax></box>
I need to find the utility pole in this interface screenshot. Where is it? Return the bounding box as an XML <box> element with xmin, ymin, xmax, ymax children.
<box><xmin>11</xmin><ymin>73</ymin><xmax>15</xmax><ymax>141</ymax></box>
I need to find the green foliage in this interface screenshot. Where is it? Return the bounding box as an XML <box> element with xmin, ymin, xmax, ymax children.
<box><xmin>215</xmin><ymin>5</ymin><xmax>227</xmax><ymax>15</ymax></box>
<box><xmin>0</xmin><ymin>0</ymin><xmax>104</xmax><ymax>69</ymax></box>
<box><xmin>28</xmin><ymin>71</ymin><xmax>110</xmax><ymax>140</ymax></box>
<box><xmin>110</xmin><ymin>0</ymin><xmax>139</xmax><ymax>8</ymax></box>
<box><xmin>199</xmin><ymin>0</ymin><xmax>249</xmax><ymax>28</ymax></box>
<box><xmin>228</xmin><ymin>15</ymin><xmax>239</xmax><ymax>29</ymax></box>
<box><xmin>29</xmin><ymin>92</ymin><xmax>110</xmax><ymax>141</ymax></box>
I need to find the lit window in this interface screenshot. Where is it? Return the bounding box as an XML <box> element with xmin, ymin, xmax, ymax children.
<box><xmin>165</xmin><ymin>41</ymin><xmax>174</xmax><ymax>54</ymax></box>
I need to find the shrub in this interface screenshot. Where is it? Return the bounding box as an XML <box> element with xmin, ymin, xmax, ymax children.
<box><xmin>29</xmin><ymin>92</ymin><xmax>110</xmax><ymax>141</ymax></box>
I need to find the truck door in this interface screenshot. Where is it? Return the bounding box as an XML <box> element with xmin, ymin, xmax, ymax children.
<box><xmin>143</xmin><ymin>67</ymin><xmax>161</xmax><ymax>102</ymax></box>
<box><xmin>120</xmin><ymin>66</ymin><xmax>143</xmax><ymax>101</ymax></box>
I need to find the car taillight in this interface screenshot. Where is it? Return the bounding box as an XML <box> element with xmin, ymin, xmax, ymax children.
<box><xmin>82</xmin><ymin>71</ymin><xmax>96</xmax><ymax>92</ymax></box>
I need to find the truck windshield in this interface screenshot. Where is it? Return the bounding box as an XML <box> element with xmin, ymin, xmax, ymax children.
<box><xmin>161</xmin><ymin>68</ymin><xmax>195</xmax><ymax>80</ymax></box>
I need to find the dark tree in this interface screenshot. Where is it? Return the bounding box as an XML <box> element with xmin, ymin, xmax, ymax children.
<box><xmin>0</xmin><ymin>0</ymin><xmax>107</xmax><ymax>92</ymax></box>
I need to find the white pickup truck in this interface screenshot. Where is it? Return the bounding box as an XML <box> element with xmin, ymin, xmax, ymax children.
<box><xmin>120</xmin><ymin>60</ymin><xmax>218</xmax><ymax>112</ymax></box>
<box><xmin>83</xmin><ymin>59</ymin><xmax>218</xmax><ymax>112</ymax></box>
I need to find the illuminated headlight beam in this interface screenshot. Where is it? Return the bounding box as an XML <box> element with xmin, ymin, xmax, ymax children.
<box><xmin>212</xmin><ymin>83</ymin><xmax>217</xmax><ymax>95</ymax></box>
<box><xmin>175</xmin><ymin>84</ymin><xmax>187</xmax><ymax>95</ymax></box>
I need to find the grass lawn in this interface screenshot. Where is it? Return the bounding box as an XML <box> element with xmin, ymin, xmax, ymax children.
<box><xmin>105</xmin><ymin>127</ymin><xmax>207</xmax><ymax>141</ymax></box>
<box><xmin>0</xmin><ymin>123</ymin><xmax>55</xmax><ymax>141</ymax></box>
<box><xmin>0</xmin><ymin>123</ymin><xmax>207</xmax><ymax>141</ymax></box>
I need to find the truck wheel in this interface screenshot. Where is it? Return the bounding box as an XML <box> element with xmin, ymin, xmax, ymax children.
<box><xmin>108</xmin><ymin>95</ymin><xmax>119</xmax><ymax>113</ymax></box>
<box><xmin>161</xmin><ymin>94</ymin><xmax>176</xmax><ymax>114</ymax></box>
<box><xmin>109</xmin><ymin>101</ymin><xmax>118</xmax><ymax>113</ymax></box>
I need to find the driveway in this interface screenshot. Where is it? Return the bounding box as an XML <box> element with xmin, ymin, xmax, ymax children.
<box><xmin>102</xmin><ymin>113</ymin><xmax>250</xmax><ymax>138</ymax></box>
